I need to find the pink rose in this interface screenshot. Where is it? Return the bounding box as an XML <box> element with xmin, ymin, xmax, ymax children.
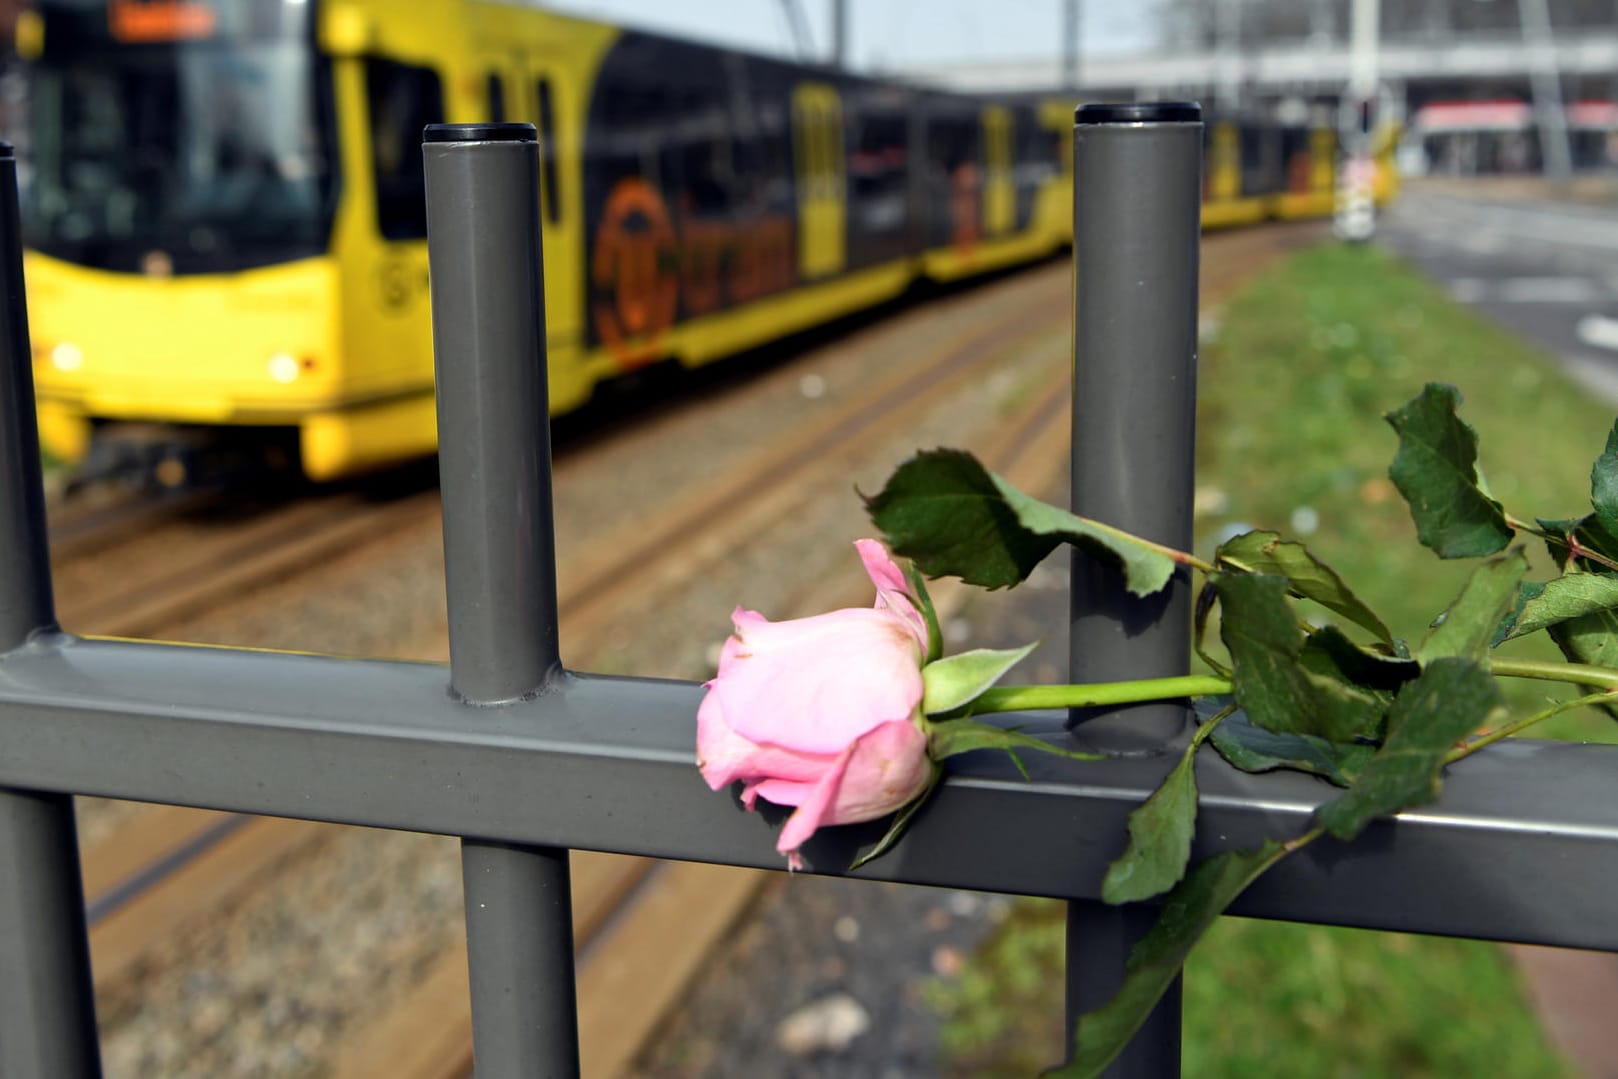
<box><xmin>697</xmin><ymin>539</ymin><xmax>935</xmax><ymax>869</ymax></box>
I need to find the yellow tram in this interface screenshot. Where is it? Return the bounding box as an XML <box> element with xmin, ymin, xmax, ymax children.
<box><xmin>15</xmin><ymin>0</ymin><xmax>1393</xmax><ymax>485</ymax></box>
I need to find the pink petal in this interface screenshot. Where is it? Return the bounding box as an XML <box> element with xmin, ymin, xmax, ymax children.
<box><xmin>697</xmin><ymin>689</ymin><xmax>833</xmax><ymax>791</ymax></box>
<box><xmin>775</xmin><ymin>745</ymin><xmax>854</xmax><ymax>860</ymax></box>
<box><xmin>856</xmin><ymin>539</ymin><xmax>929</xmax><ymax>651</ymax></box>
<box><xmin>822</xmin><ymin>720</ymin><xmax>933</xmax><ymax>826</ymax></box>
<box><xmin>763</xmin><ymin>722</ymin><xmax>933</xmax><ymax>866</ymax></box>
<box><xmin>714</xmin><ymin>607</ymin><xmax>924</xmax><ymax>754</ymax></box>
<box><xmin>748</xmin><ymin>776</ymin><xmax>818</xmax><ymax>808</ymax></box>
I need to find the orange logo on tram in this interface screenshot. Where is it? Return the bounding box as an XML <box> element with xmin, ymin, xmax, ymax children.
<box><xmin>591</xmin><ymin>178</ymin><xmax>679</xmax><ymax>370</ymax></box>
<box><xmin>108</xmin><ymin>0</ymin><xmax>217</xmax><ymax>43</ymax></box>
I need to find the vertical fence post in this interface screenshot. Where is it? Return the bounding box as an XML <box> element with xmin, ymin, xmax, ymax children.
<box><xmin>0</xmin><ymin>141</ymin><xmax>103</xmax><ymax>1079</ymax></box>
<box><xmin>422</xmin><ymin>123</ymin><xmax>578</xmax><ymax>1078</ymax></box>
<box><xmin>1065</xmin><ymin>102</ymin><xmax>1204</xmax><ymax>1075</ymax></box>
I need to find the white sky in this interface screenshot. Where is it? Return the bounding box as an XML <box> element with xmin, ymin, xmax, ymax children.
<box><xmin>543</xmin><ymin>1</ymin><xmax>1155</xmax><ymax>72</ymax></box>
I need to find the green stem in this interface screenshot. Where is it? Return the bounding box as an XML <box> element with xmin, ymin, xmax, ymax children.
<box><xmin>1488</xmin><ymin>656</ymin><xmax>1618</xmax><ymax>692</ymax></box>
<box><xmin>966</xmin><ymin>675</ymin><xmax>1233</xmax><ymax>715</ymax></box>
<box><xmin>1507</xmin><ymin>514</ymin><xmax>1618</xmax><ymax>574</ymax></box>
<box><xmin>1192</xmin><ymin>702</ymin><xmax>1238</xmax><ymax>749</ymax></box>
<box><xmin>1082</xmin><ymin>515</ymin><xmax>1217</xmax><ymax>575</ymax></box>
<box><xmin>1447</xmin><ymin>691</ymin><xmax>1612</xmax><ymax>763</ymax></box>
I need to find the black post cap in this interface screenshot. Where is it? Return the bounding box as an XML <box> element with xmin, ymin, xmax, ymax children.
<box><xmin>424</xmin><ymin>122</ymin><xmax>537</xmax><ymax>144</ymax></box>
<box><xmin>1075</xmin><ymin>102</ymin><xmax>1201</xmax><ymax>125</ymax></box>
<box><xmin>0</xmin><ymin>142</ymin><xmax>13</xmax><ymax>160</ymax></box>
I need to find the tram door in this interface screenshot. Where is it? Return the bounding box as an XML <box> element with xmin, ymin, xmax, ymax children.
<box><xmin>792</xmin><ymin>82</ymin><xmax>847</xmax><ymax>280</ymax></box>
<box><xmin>1207</xmin><ymin>121</ymin><xmax>1242</xmax><ymax>201</ymax></box>
<box><xmin>981</xmin><ymin>105</ymin><xmax>1014</xmax><ymax>238</ymax></box>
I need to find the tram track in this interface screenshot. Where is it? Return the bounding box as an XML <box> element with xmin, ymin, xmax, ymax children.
<box><xmin>64</xmin><ymin>222</ymin><xmax>1322</xmax><ymax>1075</ymax></box>
<box><xmin>69</xmin><ymin>260</ymin><xmax>1074</xmax><ymax>997</ymax></box>
<box><xmin>332</xmin><ymin>320</ymin><xmax>1082</xmax><ymax>1079</ymax></box>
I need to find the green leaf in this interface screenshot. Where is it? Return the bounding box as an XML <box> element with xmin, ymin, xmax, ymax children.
<box><xmin>1305</xmin><ymin>626</ymin><xmax>1419</xmax><ymax>692</ymax></box>
<box><xmin>1548</xmin><ymin>609</ymin><xmax>1618</xmax><ymax>671</ymax></box>
<box><xmin>1549</xmin><ymin>615</ymin><xmax>1618</xmax><ymax>722</ymax></box>
<box><xmin>1492</xmin><ymin>581</ymin><xmax>1544</xmax><ymax>646</ymax></box>
<box><xmin>1215</xmin><ymin>574</ymin><xmax>1390</xmax><ymax>742</ymax></box>
<box><xmin>1101</xmin><ymin>745</ymin><xmax>1199</xmax><ymax>905</ymax></box>
<box><xmin>1315</xmin><ymin>658</ymin><xmax>1506</xmax><ymax>841</ymax></box>
<box><xmin>865</xmin><ymin>449</ymin><xmax>1177</xmax><ymax>596</ymax></box>
<box><xmin>1497</xmin><ymin>574</ymin><xmax>1618</xmax><ymax>642</ymax></box>
<box><xmin>1216</xmin><ymin>530</ymin><xmax>1392</xmax><ymax>643</ymax></box>
<box><xmin>1207</xmin><ymin>710</ymin><xmax>1375</xmax><ymax>787</ymax></box>
<box><xmin>922</xmin><ymin>643</ymin><xmax>1038</xmax><ymax>715</ymax></box>
<box><xmin>849</xmin><ymin>764</ymin><xmax>942</xmax><ymax>870</ymax></box>
<box><xmin>1591</xmin><ymin>420</ymin><xmax>1618</xmax><ymax>536</ymax></box>
<box><xmin>902</xmin><ymin>559</ymin><xmax>944</xmax><ymax>664</ymax></box>
<box><xmin>1385</xmin><ymin>384</ymin><xmax>1514</xmax><ymax>559</ymax></box>
<box><xmin>1415</xmin><ymin>549</ymin><xmax>1527</xmax><ymax>664</ymax></box>
<box><xmin>1056</xmin><ymin>840</ymin><xmax>1292</xmax><ymax>1079</ymax></box>
<box><xmin>927</xmin><ymin>717</ymin><xmax>1105</xmax><ymax>764</ymax></box>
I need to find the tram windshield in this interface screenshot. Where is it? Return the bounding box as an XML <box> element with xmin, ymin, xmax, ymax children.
<box><xmin>22</xmin><ymin>0</ymin><xmax>336</xmax><ymax>273</ymax></box>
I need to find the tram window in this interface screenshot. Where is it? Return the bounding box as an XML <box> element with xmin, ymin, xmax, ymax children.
<box><xmin>366</xmin><ymin>58</ymin><xmax>444</xmax><ymax>240</ymax></box>
<box><xmin>536</xmin><ymin>78</ymin><xmax>561</xmax><ymax>223</ymax></box>
<box><xmin>927</xmin><ymin>115</ymin><xmax>976</xmax><ymax>173</ymax></box>
<box><xmin>486</xmin><ymin>73</ymin><xmax>505</xmax><ymax>123</ymax></box>
<box><xmin>852</xmin><ymin>111</ymin><xmax>907</xmax><ymax>198</ymax></box>
<box><xmin>755</xmin><ymin>101</ymin><xmax>792</xmax><ymax>207</ymax></box>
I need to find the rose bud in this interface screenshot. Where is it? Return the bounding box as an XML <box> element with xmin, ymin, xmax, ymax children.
<box><xmin>696</xmin><ymin>539</ymin><xmax>934</xmax><ymax>869</ymax></box>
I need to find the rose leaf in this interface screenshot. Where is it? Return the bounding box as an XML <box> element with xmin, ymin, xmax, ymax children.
<box><xmin>1590</xmin><ymin>419</ymin><xmax>1618</xmax><ymax>535</ymax></box>
<box><xmin>1415</xmin><ymin>548</ymin><xmax>1527</xmax><ymax>665</ymax></box>
<box><xmin>1216</xmin><ymin>530</ymin><xmax>1391</xmax><ymax>643</ymax></box>
<box><xmin>1495</xmin><ymin>575</ymin><xmax>1618</xmax><ymax>643</ymax></box>
<box><xmin>1101</xmin><ymin>744</ymin><xmax>1199</xmax><ymax>905</ymax></box>
<box><xmin>1315</xmin><ymin>657</ymin><xmax>1506</xmax><ymax>842</ymax></box>
<box><xmin>1055</xmin><ymin>840</ymin><xmax>1291</xmax><ymax>1079</ymax></box>
<box><xmin>927</xmin><ymin>717</ymin><xmax>1104</xmax><ymax>765</ymax></box>
<box><xmin>1206</xmin><ymin>710</ymin><xmax>1375</xmax><ymax>787</ymax></box>
<box><xmin>864</xmin><ymin>449</ymin><xmax>1176</xmax><ymax>597</ymax></box>
<box><xmin>1215</xmin><ymin>573</ymin><xmax>1389</xmax><ymax>743</ymax></box>
<box><xmin>1384</xmin><ymin>383</ymin><xmax>1513</xmax><ymax>559</ymax></box>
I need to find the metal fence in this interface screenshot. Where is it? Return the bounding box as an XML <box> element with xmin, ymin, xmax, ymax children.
<box><xmin>2</xmin><ymin>106</ymin><xmax>1615</xmax><ymax>1079</ymax></box>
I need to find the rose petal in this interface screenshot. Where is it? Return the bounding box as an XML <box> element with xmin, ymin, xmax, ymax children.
<box><xmin>823</xmin><ymin>720</ymin><xmax>932</xmax><ymax>826</ymax></box>
<box><xmin>856</xmin><ymin>539</ymin><xmax>929</xmax><ymax>651</ymax></box>
<box><xmin>748</xmin><ymin>775</ymin><xmax>817</xmax><ymax>807</ymax></box>
<box><xmin>756</xmin><ymin>722</ymin><xmax>931</xmax><ymax>866</ymax></box>
<box><xmin>716</xmin><ymin>607</ymin><xmax>924</xmax><ymax>754</ymax></box>
<box><xmin>775</xmin><ymin>744</ymin><xmax>854</xmax><ymax>860</ymax></box>
<box><xmin>697</xmin><ymin>689</ymin><xmax>833</xmax><ymax>791</ymax></box>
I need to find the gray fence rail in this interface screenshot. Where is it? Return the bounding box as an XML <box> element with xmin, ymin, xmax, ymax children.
<box><xmin>1</xmin><ymin>107</ymin><xmax>1615</xmax><ymax>1079</ymax></box>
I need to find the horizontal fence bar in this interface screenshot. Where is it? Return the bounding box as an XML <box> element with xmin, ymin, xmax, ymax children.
<box><xmin>1</xmin><ymin>634</ymin><xmax>1615</xmax><ymax>952</ymax></box>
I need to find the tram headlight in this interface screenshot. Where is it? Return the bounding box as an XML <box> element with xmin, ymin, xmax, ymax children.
<box><xmin>50</xmin><ymin>343</ymin><xmax>83</xmax><ymax>372</ymax></box>
<box><xmin>267</xmin><ymin>353</ymin><xmax>301</xmax><ymax>384</ymax></box>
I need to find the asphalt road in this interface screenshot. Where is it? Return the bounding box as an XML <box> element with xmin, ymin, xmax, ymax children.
<box><xmin>1380</xmin><ymin>179</ymin><xmax>1618</xmax><ymax>1078</ymax></box>
<box><xmin>1377</xmin><ymin>185</ymin><xmax>1618</xmax><ymax>404</ymax></box>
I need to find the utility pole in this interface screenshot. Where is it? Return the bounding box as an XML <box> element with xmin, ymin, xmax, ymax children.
<box><xmin>1520</xmin><ymin>0</ymin><xmax>1574</xmax><ymax>182</ymax></box>
<box><xmin>831</xmin><ymin>0</ymin><xmax>848</xmax><ymax>69</ymax></box>
<box><xmin>1335</xmin><ymin>0</ymin><xmax>1378</xmax><ymax>242</ymax></box>
<box><xmin>1216</xmin><ymin>0</ymin><xmax>1242</xmax><ymax>111</ymax></box>
<box><xmin>777</xmin><ymin>0</ymin><xmax>814</xmax><ymax>61</ymax></box>
<box><xmin>1062</xmin><ymin>0</ymin><xmax>1080</xmax><ymax>92</ymax></box>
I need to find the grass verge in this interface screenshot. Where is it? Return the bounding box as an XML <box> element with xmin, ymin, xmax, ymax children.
<box><xmin>931</xmin><ymin>240</ymin><xmax>1606</xmax><ymax>1075</ymax></box>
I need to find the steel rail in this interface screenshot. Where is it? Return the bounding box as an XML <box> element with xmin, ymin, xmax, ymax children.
<box><xmin>0</xmin><ymin>636</ymin><xmax>1616</xmax><ymax>954</ymax></box>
